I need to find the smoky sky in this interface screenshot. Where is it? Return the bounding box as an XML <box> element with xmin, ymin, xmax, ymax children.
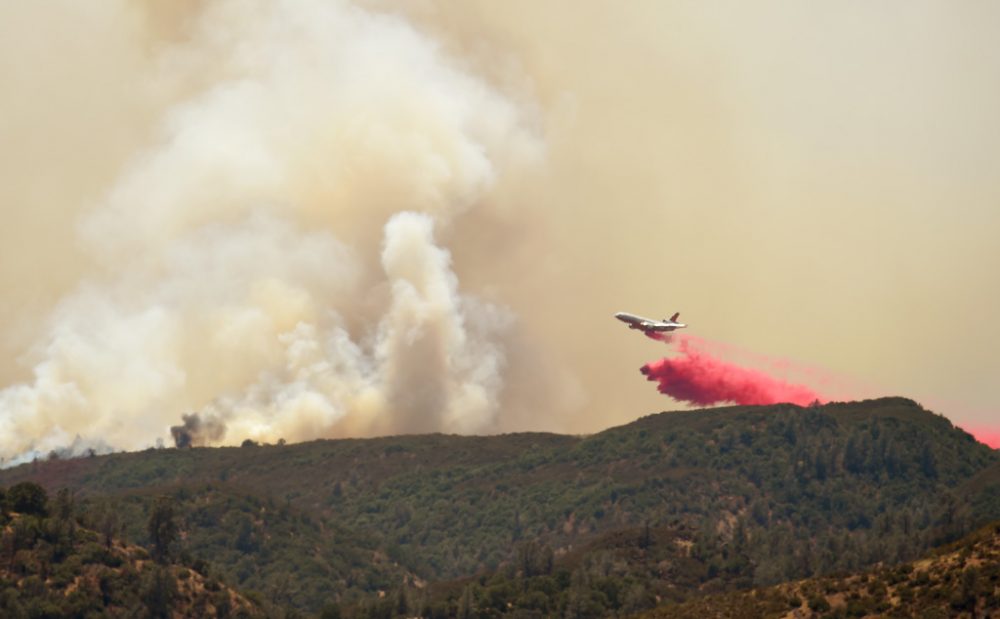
<box><xmin>2</xmin><ymin>1</ymin><xmax>999</xmax><ymax>460</ymax></box>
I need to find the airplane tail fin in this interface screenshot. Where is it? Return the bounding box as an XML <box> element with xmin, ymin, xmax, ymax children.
<box><xmin>668</xmin><ymin>312</ymin><xmax>680</xmax><ymax>322</ymax></box>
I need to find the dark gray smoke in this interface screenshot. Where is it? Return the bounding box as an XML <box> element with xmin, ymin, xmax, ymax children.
<box><xmin>170</xmin><ymin>413</ymin><xmax>226</xmax><ymax>449</ymax></box>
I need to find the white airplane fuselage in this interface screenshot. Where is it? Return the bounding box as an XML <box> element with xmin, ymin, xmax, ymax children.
<box><xmin>615</xmin><ymin>311</ymin><xmax>687</xmax><ymax>333</ymax></box>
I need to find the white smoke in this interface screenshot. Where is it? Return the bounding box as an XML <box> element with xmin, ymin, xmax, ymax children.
<box><xmin>0</xmin><ymin>0</ymin><xmax>542</xmax><ymax>460</ymax></box>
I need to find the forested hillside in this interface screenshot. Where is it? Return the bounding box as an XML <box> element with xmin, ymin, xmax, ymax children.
<box><xmin>0</xmin><ymin>397</ymin><xmax>996</xmax><ymax>616</ymax></box>
<box><xmin>0</xmin><ymin>482</ymin><xmax>263</xmax><ymax>617</ymax></box>
<box><xmin>638</xmin><ymin>520</ymin><xmax>1000</xmax><ymax>618</ymax></box>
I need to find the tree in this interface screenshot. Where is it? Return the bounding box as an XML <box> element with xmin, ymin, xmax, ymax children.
<box><xmin>141</xmin><ymin>565</ymin><xmax>178</xmax><ymax>618</ymax></box>
<box><xmin>844</xmin><ymin>437</ymin><xmax>863</xmax><ymax>475</ymax></box>
<box><xmin>920</xmin><ymin>444</ymin><xmax>938</xmax><ymax>479</ymax></box>
<box><xmin>234</xmin><ymin>514</ymin><xmax>256</xmax><ymax>553</ymax></box>
<box><xmin>99</xmin><ymin>506</ymin><xmax>121</xmax><ymax>549</ymax></box>
<box><xmin>457</xmin><ymin>586</ymin><xmax>473</xmax><ymax>619</ymax></box>
<box><xmin>53</xmin><ymin>488</ymin><xmax>74</xmax><ymax>521</ymax></box>
<box><xmin>0</xmin><ymin>528</ymin><xmax>16</xmax><ymax>570</ymax></box>
<box><xmin>148</xmin><ymin>497</ymin><xmax>178</xmax><ymax>564</ymax></box>
<box><xmin>639</xmin><ymin>520</ymin><xmax>652</xmax><ymax>549</ymax></box>
<box><xmin>6</xmin><ymin>482</ymin><xmax>48</xmax><ymax>516</ymax></box>
<box><xmin>395</xmin><ymin>587</ymin><xmax>409</xmax><ymax>616</ymax></box>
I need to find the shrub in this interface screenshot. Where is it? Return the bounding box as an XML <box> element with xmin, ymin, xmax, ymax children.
<box><xmin>808</xmin><ymin>595</ymin><xmax>831</xmax><ymax>612</ymax></box>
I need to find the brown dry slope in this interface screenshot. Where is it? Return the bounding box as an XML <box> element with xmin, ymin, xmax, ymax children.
<box><xmin>638</xmin><ymin>521</ymin><xmax>1000</xmax><ymax>618</ymax></box>
<box><xmin>0</xmin><ymin>507</ymin><xmax>264</xmax><ymax>618</ymax></box>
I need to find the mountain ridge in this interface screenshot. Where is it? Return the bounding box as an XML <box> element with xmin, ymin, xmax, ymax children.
<box><xmin>0</xmin><ymin>397</ymin><xmax>996</xmax><ymax>615</ymax></box>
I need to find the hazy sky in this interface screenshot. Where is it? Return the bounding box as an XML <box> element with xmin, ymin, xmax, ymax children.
<box><xmin>414</xmin><ymin>0</ymin><xmax>1000</xmax><ymax>431</ymax></box>
<box><xmin>1</xmin><ymin>1</ymin><xmax>997</xmax><ymax>457</ymax></box>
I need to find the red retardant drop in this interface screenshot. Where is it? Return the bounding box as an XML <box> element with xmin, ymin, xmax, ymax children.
<box><xmin>641</xmin><ymin>336</ymin><xmax>823</xmax><ymax>407</ymax></box>
<box><xmin>961</xmin><ymin>426</ymin><xmax>1000</xmax><ymax>449</ymax></box>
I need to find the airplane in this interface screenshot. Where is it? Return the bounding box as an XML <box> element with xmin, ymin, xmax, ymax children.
<box><xmin>614</xmin><ymin>311</ymin><xmax>687</xmax><ymax>334</ymax></box>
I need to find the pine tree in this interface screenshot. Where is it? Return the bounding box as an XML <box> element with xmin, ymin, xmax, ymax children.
<box><xmin>148</xmin><ymin>496</ymin><xmax>178</xmax><ymax>564</ymax></box>
<box><xmin>141</xmin><ymin>565</ymin><xmax>178</xmax><ymax>618</ymax></box>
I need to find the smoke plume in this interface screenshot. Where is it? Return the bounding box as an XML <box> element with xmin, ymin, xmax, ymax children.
<box><xmin>6</xmin><ymin>2</ymin><xmax>996</xmax><ymax>459</ymax></box>
<box><xmin>0</xmin><ymin>0</ymin><xmax>547</xmax><ymax>461</ymax></box>
<box><xmin>641</xmin><ymin>335</ymin><xmax>825</xmax><ymax>407</ymax></box>
<box><xmin>170</xmin><ymin>413</ymin><xmax>226</xmax><ymax>449</ymax></box>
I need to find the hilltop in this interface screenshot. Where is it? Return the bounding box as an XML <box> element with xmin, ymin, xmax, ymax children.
<box><xmin>0</xmin><ymin>397</ymin><xmax>996</xmax><ymax>615</ymax></box>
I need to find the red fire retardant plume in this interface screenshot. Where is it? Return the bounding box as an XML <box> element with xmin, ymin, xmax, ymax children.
<box><xmin>640</xmin><ymin>336</ymin><xmax>823</xmax><ymax>406</ymax></box>
<box><xmin>962</xmin><ymin>426</ymin><xmax>1000</xmax><ymax>449</ymax></box>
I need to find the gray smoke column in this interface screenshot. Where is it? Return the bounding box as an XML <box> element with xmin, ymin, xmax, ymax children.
<box><xmin>170</xmin><ymin>413</ymin><xmax>225</xmax><ymax>449</ymax></box>
<box><xmin>0</xmin><ymin>0</ymin><xmax>542</xmax><ymax>460</ymax></box>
